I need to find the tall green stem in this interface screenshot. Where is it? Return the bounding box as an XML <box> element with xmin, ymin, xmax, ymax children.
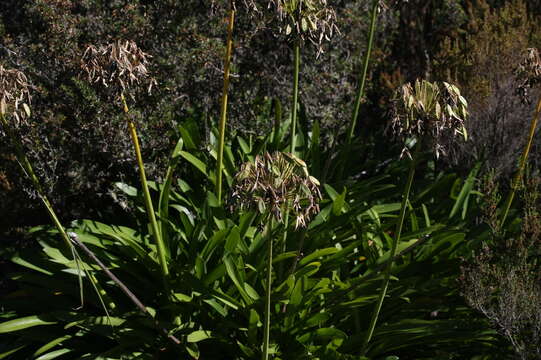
<box><xmin>290</xmin><ymin>39</ymin><xmax>301</xmax><ymax>154</ymax></box>
<box><xmin>216</xmin><ymin>1</ymin><xmax>235</xmax><ymax>204</ymax></box>
<box><xmin>262</xmin><ymin>217</ymin><xmax>274</xmax><ymax>360</ymax></box>
<box><xmin>360</xmin><ymin>142</ymin><xmax>420</xmax><ymax>355</ymax></box>
<box><xmin>347</xmin><ymin>0</ymin><xmax>378</xmax><ymax>143</ymax></box>
<box><xmin>1</xmin><ymin>113</ymin><xmax>71</xmax><ymax>249</ymax></box>
<box><xmin>1</xmin><ymin>112</ymin><xmax>116</xmax><ymax>310</ymax></box>
<box><xmin>500</xmin><ymin>96</ymin><xmax>541</xmax><ymax>226</ymax></box>
<box><xmin>121</xmin><ymin>94</ymin><xmax>168</xmax><ymax>279</ymax></box>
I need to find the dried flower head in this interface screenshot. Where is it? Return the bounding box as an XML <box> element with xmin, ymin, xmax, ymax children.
<box><xmin>81</xmin><ymin>40</ymin><xmax>157</xmax><ymax>97</ymax></box>
<box><xmin>265</xmin><ymin>0</ymin><xmax>338</xmax><ymax>55</ymax></box>
<box><xmin>0</xmin><ymin>65</ymin><xmax>33</xmax><ymax>127</ymax></box>
<box><xmin>231</xmin><ymin>152</ymin><xmax>322</xmax><ymax>229</ymax></box>
<box><xmin>390</xmin><ymin>79</ymin><xmax>468</xmax><ymax>158</ymax></box>
<box><xmin>514</xmin><ymin>47</ymin><xmax>541</xmax><ymax>104</ymax></box>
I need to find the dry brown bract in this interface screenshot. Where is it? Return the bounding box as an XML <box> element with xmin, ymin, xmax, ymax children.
<box><xmin>231</xmin><ymin>152</ymin><xmax>322</xmax><ymax>229</ymax></box>
<box><xmin>0</xmin><ymin>65</ymin><xmax>33</xmax><ymax>127</ymax></box>
<box><xmin>81</xmin><ymin>40</ymin><xmax>157</xmax><ymax>97</ymax></box>
<box><xmin>514</xmin><ymin>47</ymin><xmax>541</xmax><ymax>104</ymax></box>
<box><xmin>390</xmin><ymin>79</ymin><xmax>468</xmax><ymax>159</ymax></box>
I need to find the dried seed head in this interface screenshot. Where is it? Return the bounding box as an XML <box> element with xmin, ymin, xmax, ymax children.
<box><xmin>80</xmin><ymin>40</ymin><xmax>157</xmax><ymax>97</ymax></box>
<box><xmin>514</xmin><ymin>48</ymin><xmax>541</xmax><ymax>104</ymax></box>
<box><xmin>0</xmin><ymin>64</ymin><xmax>33</xmax><ymax>127</ymax></box>
<box><xmin>231</xmin><ymin>151</ymin><xmax>322</xmax><ymax>229</ymax></box>
<box><xmin>265</xmin><ymin>0</ymin><xmax>338</xmax><ymax>56</ymax></box>
<box><xmin>390</xmin><ymin>79</ymin><xmax>468</xmax><ymax>158</ymax></box>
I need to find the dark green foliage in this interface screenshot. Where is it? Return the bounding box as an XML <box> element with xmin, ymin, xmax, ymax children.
<box><xmin>2</xmin><ymin>1</ymin><xmax>541</xmax><ymax>359</ymax></box>
<box><xmin>1</xmin><ymin>120</ymin><xmax>507</xmax><ymax>359</ymax></box>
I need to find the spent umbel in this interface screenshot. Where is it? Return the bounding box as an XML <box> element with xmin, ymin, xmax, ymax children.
<box><xmin>390</xmin><ymin>79</ymin><xmax>469</xmax><ymax>158</ymax></box>
<box><xmin>231</xmin><ymin>152</ymin><xmax>322</xmax><ymax>229</ymax></box>
<box><xmin>514</xmin><ymin>47</ymin><xmax>541</xmax><ymax>105</ymax></box>
<box><xmin>81</xmin><ymin>40</ymin><xmax>157</xmax><ymax>98</ymax></box>
<box><xmin>262</xmin><ymin>0</ymin><xmax>338</xmax><ymax>55</ymax></box>
<box><xmin>0</xmin><ymin>64</ymin><xmax>33</xmax><ymax>128</ymax></box>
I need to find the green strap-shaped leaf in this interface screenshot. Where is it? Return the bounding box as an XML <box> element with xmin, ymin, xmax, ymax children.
<box><xmin>179</xmin><ymin>151</ymin><xmax>207</xmax><ymax>177</ymax></box>
<box><xmin>35</xmin><ymin>348</ymin><xmax>72</xmax><ymax>360</ymax></box>
<box><xmin>187</xmin><ymin>330</ymin><xmax>212</xmax><ymax>343</ymax></box>
<box><xmin>449</xmin><ymin>162</ymin><xmax>481</xmax><ymax>219</ymax></box>
<box><xmin>0</xmin><ymin>345</ymin><xmax>26</xmax><ymax>359</ymax></box>
<box><xmin>0</xmin><ymin>315</ymin><xmax>56</xmax><ymax>333</ymax></box>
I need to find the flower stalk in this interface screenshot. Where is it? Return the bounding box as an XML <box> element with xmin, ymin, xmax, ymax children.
<box><xmin>290</xmin><ymin>39</ymin><xmax>301</xmax><ymax>154</ymax></box>
<box><xmin>347</xmin><ymin>0</ymin><xmax>379</xmax><ymax>143</ymax></box>
<box><xmin>262</xmin><ymin>216</ymin><xmax>274</xmax><ymax>360</ymax></box>
<box><xmin>216</xmin><ymin>0</ymin><xmax>236</xmax><ymax>204</ymax></box>
<box><xmin>360</xmin><ymin>78</ymin><xmax>468</xmax><ymax>353</ymax></box>
<box><xmin>360</xmin><ymin>141</ymin><xmax>419</xmax><ymax>355</ymax></box>
<box><xmin>231</xmin><ymin>152</ymin><xmax>321</xmax><ymax>359</ymax></box>
<box><xmin>0</xmin><ymin>67</ymin><xmax>115</xmax><ymax>311</ymax></box>
<box><xmin>501</xmin><ymin>48</ymin><xmax>541</xmax><ymax>226</ymax></box>
<box><xmin>0</xmin><ymin>112</ymin><xmax>72</xmax><ymax>250</ymax></box>
<box><xmin>80</xmin><ymin>41</ymin><xmax>168</xmax><ymax>280</ymax></box>
<box><xmin>121</xmin><ymin>94</ymin><xmax>169</xmax><ymax>278</ymax></box>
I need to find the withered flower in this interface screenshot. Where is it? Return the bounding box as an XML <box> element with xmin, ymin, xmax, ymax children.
<box><xmin>231</xmin><ymin>152</ymin><xmax>321</xmax><ymax>228</ymax></box>
<box><xmin>514</xmin><ymin>47</ymin><xmax>541</xmax><ymax>104</ymax></box>
<box><xmin>390</xmin><ymin>79</ymin><xmax>468</xmax><ymax>158</ymax></box>
<box><xmin>265</xmin><ymin>0</ymin><xmax>338</xmax><ymax>55</ymax></box>
<box><xmin>0</xmin><ymin>64</ymin><xmax>33</xmax><ymax>127</ymax></box>
<box><xmin>80</xmin><ymin>40</ymin><xmax>157</xmax><ymax>98</ymax></box>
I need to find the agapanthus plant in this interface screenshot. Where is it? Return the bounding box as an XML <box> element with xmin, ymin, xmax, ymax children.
<box><xmin>362</xmin><ymin>78</ymin><xmax>469</xmax><ymax>354</ymax></box>
<box><xmin>0</xmin><ymin>65</ymin><xmax>93</xmax><ymax>310</ymax></box>
<box><xmin>231</xmin><ymin>151</ymin><xmax>321</xmax><ymax>360</ymax></box>
<box><xmin>0</xmin><ymin>65</ymin><xmax>63</xmax><ymax>240</ymax></box>
<box><xmin>80</xmin><ymin>40</ymin><xmax>168</xmax><ymax>280</ymax></box>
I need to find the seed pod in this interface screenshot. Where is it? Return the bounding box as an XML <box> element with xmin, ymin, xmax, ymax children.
<box><xmin>231</xmin><ymin>151</ymin><xmax>322</xmax><ymax>229</ymax></box>
<box><xmin>0</xmin><ymin>65</ymin><xmax>33</xmax><ymax>127</ymax></box>
<box><xmin>390</xmin><ymin>79</ymin><xmax>468</xmax><ymax>158</ymax></box>
<box><xmin>80</xmin><ymin>40</ymin><xmax>157</xmax><ymax>98</ymax></box>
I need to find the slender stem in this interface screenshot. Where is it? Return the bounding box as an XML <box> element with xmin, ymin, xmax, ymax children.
<box><xmin>68</xmin><ymin>233</ymin><xmax>182</xmax><ymax>347</ymax></box>
<box><xmin>347</xmin><ymin>0</ymin><xmax>378</xmax><ymax>143</ymax></box>
<box><xmin>360</xmin><ymin>142</ymin><xmax>420</xmax><ymax>355</ymax></box>
<box><xmin>121</xmin><ymin>94</ymin><xmax>169</xmax><ymax>278</ymax></box>
<box><xmin>216</xmin><ymin>1</ymin><xmax>235</xmax><ymax>204</ymax></box>
<box><xmin>500</xmin><ymin>95</ymin><xmax>541</xmax><ymax>226</ymax></box>
<box><xmin>290</xmin><ymin>39</ymin><xmax>301</xmax><ymax>154</ymax></box>
<box><xmin>262</xmin><ymin>218</ymin><xmax>274</xmax><ymax>360</ymax></box>
<box><xmin>272</xmin><ymin>98</ymin><xmax>282</xmax><ymax>150</ymax></box>
<box><xmin>0</xmin><ymin>112</ymin><xmax>116</xmax><ymax>310</ymax></box>
<box><xmin>0</xmin><ymin>113</ymin><xmax>72</xmax><ymax>249</ymax></box>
